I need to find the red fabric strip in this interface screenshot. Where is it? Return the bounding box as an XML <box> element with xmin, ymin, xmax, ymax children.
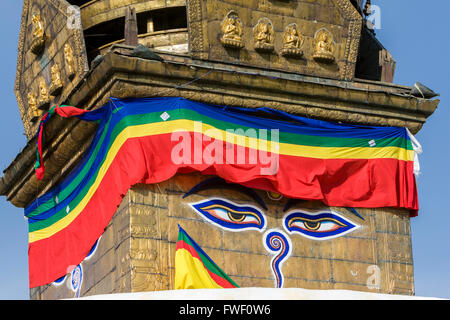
<box><xmin>28</xmin><ymin>132</ymin><xmax>417</xmax><ymax>287</ymax></box>
<box><xmin>35</xmin><ymin>105</ymin><xmax>91</xmax><ymax>180</ymax></box>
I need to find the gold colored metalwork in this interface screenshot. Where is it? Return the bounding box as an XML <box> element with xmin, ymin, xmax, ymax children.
<box><xmin>30</xmin><ymin>12</ymin><xmax>45</xmax><ymax>54</ymax></box>
<box><xmin>220</xmin><ymin>11</ymin><xmax>244</xmax><ymax>49</ymax></box>
<box><xmin>64</xmin><ymin>43</ymin><xmax>76</xmax><ymax>79</ymax></box>
<box><xmin>281</xmin><ymin>23</ymin><xmax>304</xmax><ymax>58</ymax></box>
<box><xmin>37</xmin><ymin>78</ymin><xmax>50</xmax><ymax>110</ymax></box>
<box><xmin>49</xmin><ymin>64</ymin><xmax>64</xmax><ymax>96</ymax></box>
<box><xmin>313</xmin><ymin>29</ymin><xmax>336</xmax><ymax>63</ymax></box>
<box><xmin>253</xmin><ymin>18</ymin><xmax>274</xmax><ymax>53</ymax></box>
<box><xmin>15</xmin><ymin>0</ymin><xmax>90</xmax><ymax>139</ymax></box>
<box><xmin>27</xmin><ymin>92</ymin><xmax>41</xmax><ymax>122</ymax></box>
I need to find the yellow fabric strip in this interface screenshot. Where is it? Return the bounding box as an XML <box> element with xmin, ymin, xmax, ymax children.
<box><xmin>29</xmin><ymin>119</ymin><xmax>413</xmax><ymax>243</ymax></box>
<box><xmin>165</xmin><ymin>120</ymin><xmax>413</xmax><ymax>161</ymax></box>
<box><xmin>174</xmin><ymin>248</ymin><xmax>222</xmax><ymax>289</ymax></box>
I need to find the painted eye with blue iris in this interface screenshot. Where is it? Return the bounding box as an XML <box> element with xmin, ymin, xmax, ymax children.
<box><xmin>283</xmin><ymin>209</ymin><xmax>360</xmax><ymax>240</ymax></box>
<box><xmin>189</xmin><ymin>198</ymin><xmax>266</xmax><ymax>232</ymax></box>
<box><xmin>183</xmin><ymin>177</ymin><xmax>267</xmax><ymax>232</ymax></box>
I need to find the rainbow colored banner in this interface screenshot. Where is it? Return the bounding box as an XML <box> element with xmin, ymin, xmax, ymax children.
<box><xmin>175</xmin><ymin>226</ymin><xmax>238</xmax><ymax>289</ymax></box>
<box><xmin>26</xmin><ymin>97</ymin><xmax>418</xmax><ymax>287</ymax></box>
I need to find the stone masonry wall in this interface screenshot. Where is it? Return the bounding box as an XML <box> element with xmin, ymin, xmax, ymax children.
<box><xmin>31</xmin><ymin>172</ymin><xmax>414</xmax><ymax>299</ymax></box>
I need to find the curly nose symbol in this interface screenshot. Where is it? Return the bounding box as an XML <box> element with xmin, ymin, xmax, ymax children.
<box><xmin>263</xmin><ymin>230</ymin><xmax>292</xmax><ymax>288</ymax></box>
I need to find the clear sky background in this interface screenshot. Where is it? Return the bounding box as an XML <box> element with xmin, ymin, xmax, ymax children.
<box><xmin>0</xmin><ymin>1</ymin><xmax>448</xmax><ymax>300</ymax></box>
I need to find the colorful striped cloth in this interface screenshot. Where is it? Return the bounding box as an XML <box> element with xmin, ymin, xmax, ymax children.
<box><xmin>175</xmin><ymin>226</ymin><xmax>238</xmax><ymax>289</ymax></box>
<box><xmin>34</xmin><ymin>105</ymin><xmax>90</xmax><ymax>180</ymax></box>
<box><xmin>26</xmin><ymin>97</ymin><xmax>419</xmax><ymax>287</ymax></box>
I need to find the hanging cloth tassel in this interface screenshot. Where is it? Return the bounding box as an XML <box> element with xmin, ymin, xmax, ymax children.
<box><xmin>406</xmin><ymin>127</ymin><xmax>423</xmax><ymax>176</ymax></box>
<box><xmin>34</xmin><ymin>105</ymin><xmax>91</xmax><ymax>180</ymax></box>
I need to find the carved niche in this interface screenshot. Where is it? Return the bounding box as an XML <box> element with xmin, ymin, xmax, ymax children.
<box><xmin>64</xmin><ymin>43</ymin><xmax>76</xmax><ymax>79</ymax></box>
<box><xmin>49</xmin><ymin>64</ymin><xmax>64</xmax><ymax>96</ymax></box>
<box><xmin>313</xmin><ymin>29</ymin><xmax>336</xmax><ymax>63</ymax></box>
<box><xmin>15</xmin><ymin>0</ymin><xmax>89</xmax><ymax>140</ymax></box>
<box><xmin>187</xmin><ymin>0</ymin><xmax>362</xmax><ymax>80</ymax></box>
<box><xmin>281</xmin><ymin>23</ymin><xmax>304</xmax><ymax>58</ymax></box>
<box><xmin>30</xmin><ymin>11</ymin><xmax>45</xmax><ymax>55</ymax></box>
<box><xmin>27</xmin><ymin>92</ymin><xmax>41</xmax><ymax>122</ymax></box>
<box><xmin>253</xmin><ymin>18</ymin><xmax>275</xmax><ymax>53</ymax></box>
<box><xmin>37</xmin><ymin>78</ymin><xmax>50</xmax><ymax>110</ymax></box>
<box><xmin>220</xmin><ymin>11</ymin><xmax>244</xmax><ymax>49</ymax></box>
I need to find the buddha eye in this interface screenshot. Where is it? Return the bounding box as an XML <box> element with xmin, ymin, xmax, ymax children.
<box><xmin>189</xmin><ymin>198</ymin><xmax>266</xmax><ymax>232</ymax></box>
<box><xmin>283</xmin><ymin>210</ymin><xmax>359</xmax><ymax>240</ymax></box>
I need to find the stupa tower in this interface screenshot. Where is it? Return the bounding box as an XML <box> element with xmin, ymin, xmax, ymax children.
<box><xmin>0</xmin><ymin>0</ymin><xmax>439</xmax><ymax>299</ymax></box>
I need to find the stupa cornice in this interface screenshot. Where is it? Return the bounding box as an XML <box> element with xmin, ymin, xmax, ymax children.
<box><xmin>0</xmin><ymin>48</ymin><xmax>438</xmax><ymax>208</ymax></box>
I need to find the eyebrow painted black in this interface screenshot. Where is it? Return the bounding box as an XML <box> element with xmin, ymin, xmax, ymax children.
<box><xmin>183</xmin><ymin>177</ymin><xmax>268</xmax><ymax>210</ymax></box>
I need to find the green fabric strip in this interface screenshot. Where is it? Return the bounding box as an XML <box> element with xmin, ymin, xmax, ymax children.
<box><xmin>178</xmin><ymin>229</ymin><xmax>239</xmax><ymax>287</ymax></box>
<box><xmin>28</xmin><ymin>108</ymin><xmax>412</xmax><ymax>229</ymax></box>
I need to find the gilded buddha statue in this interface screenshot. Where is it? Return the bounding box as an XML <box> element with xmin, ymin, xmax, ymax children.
<box><xmin>313</xmin><ymin>29</ymin><xmax>335</xmax><ymax>63</ymax></box>
<box><xmin>281</xmin><ymin>24</ymin><xmax>304</xmax><ymax>58</ymax></box>
<box><xmin>30</xmin><ymin>12</ymin><xmax>45</xmax><ymax>54</ymax></box>
<box><xmin>37</xmin><ymin>78</ymin><xmax>50</xmax><ymax>110</ymax></box>
<box><xmin>253</xmin><ymin>18</ymin><xmax>274</xmax><ymax>52</ymax></box>
<box><xmin>49</xmin><ymin>64</ymin><xmax>64</xmax><ymax>96</ymax></box>
<box><xmin>64</xmin><ymin>44</ymin><xmax>76</xmax><ymax>79</ymax></box>
<box><xmin>27</xmin><ymin>92</ymin><xmax>41</xmax><ymax>122</ymax></box>
<box><xmin>220</xmin><ymin>11</ymin><xmax>244</xmax><ymax>49</ymax></box>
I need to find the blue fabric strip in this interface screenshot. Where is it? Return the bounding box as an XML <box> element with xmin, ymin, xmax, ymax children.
<box><xmin>25</xmin><ymin>97</ymin><xmax>410</xmax><ymax>221</ymax></box>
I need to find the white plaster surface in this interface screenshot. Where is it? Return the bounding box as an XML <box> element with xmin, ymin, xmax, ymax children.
<box><xmin>78</xmin><ymin>287</ymin><xmax>443</xmax><ymax>300</ymax></box>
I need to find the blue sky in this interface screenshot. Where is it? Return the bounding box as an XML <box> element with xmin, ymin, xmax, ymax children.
<box><xmin>0</xmin><ymin>1</ymin><xmax>448</xmax><ymax>300</ymax></box>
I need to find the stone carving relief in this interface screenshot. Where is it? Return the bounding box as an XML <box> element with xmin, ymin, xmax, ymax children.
<box><xmin>37</xmin><ymin>78</ymin><xmax>50</xmax><ymax>110</ymax></box>
<box><xmin>313</xmin><ymin>28</ymin><xmax>336</xmax><ymax>63</ymax></box>
<box><xmin>16</xmin><ymin>0</ymin><xmax>89</xmax><ymax>139</ymax></box>
<box><xmin>27</xmin><ymin>92</ymin><xmax>41</xmax><ymax>122</ymax></box>
<box><xmin>49</xmin><ymin>64</ymin><xmax>64</xmax><ymax>96</ymax></box>
<box><xmin>30</xmin><ymin>11</ymin><xmax>45</xmax><ymax>54</ymax></box>
<box><xmin>281</xmin><ymin>23</ymin><xmax>304</xmax><ymax>58</ymax></box>
<box><xmin>64</xmin><ymin>43</ymin><xmax>76</xmax><ymax>79</ymax></box>
<box><xmin>253</xmin><ymin>17</ymin><xmax>274</xmax><ymax>52</ymax></box>
<box><xmin>220</xmin><ymin>11</ymin><xmax>244</xmax><ymax>49</ymax></box>
<box><xmin>187</xmin><ymin>0</ymin><xmax>363</xmax><ymax>82</ymax></box>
